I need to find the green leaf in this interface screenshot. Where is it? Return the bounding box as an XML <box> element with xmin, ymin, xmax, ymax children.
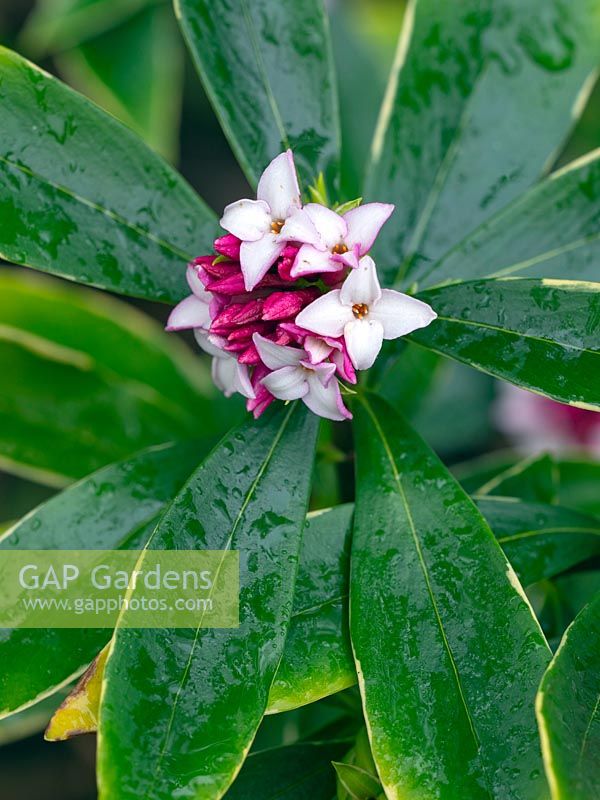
<box><xmin>365</xmin><ymin>0</ymin><xmax>600</xmax><ymax>284</ymax></box>
<box><xmin>0</xmin><ymin>270</ymin><xmax>225</xmax><ymax>484</ymax></box>
<box><xmin>410</xmin><ymin>279</ymin><xmax>600</xmax><ymax>409</ymax></box>
<box><xmin>333</xmin><ymin>762</ymin><xmax>382</xmax><ymax>800</ymax></box>
<box><xmin>98</xmin><ymin>404</ymin><xmax>319</xmax><ymax>800</ymax></box>
<box><xmin>476</xmin><ymin>496</ymin><xmax>600</xmax><ymax>586</ymax></box>
<box><xmin>174</xmin><ymin>0</ymin><xmax>341</xmax><ymax>188</ymax></box>
<box><xmin>55</xmin><ymin>4</ymin><xmax>184</xmax><ymax>163</ymax></box>
<box><xmin>557</xmin><ymin>459</ymin><xmax>600</xmax><ymax>516</ymax></box>
<box><xmin>330</xmin><ymin>6</ymin><xmax>387</xmax><ymax>200</ymax></box>
<box><xmin>424</xmin><ymin>150</ymin><xmax>600</xmax><ymax>288</ymax></box>
<box><xmin>0</xmin><ymin>269</ymin><xmax>215</xmax><ymax>419</ymax></box>
<box><xmin>267</xmin><ymin>504</ymin><xmax>355</xmax><ymax>713</ymax></box>
<box><xmin>536</xmin><ymin>590</ymin><xmax>600</xmax><ymax>799</ymax></box>
<box><xmin>367</xmin><ymin>0</ymin><xmax>600</xmax><ymax>287</ymax></box>
<box><xmin>475</xmin><ymin>454</ymin><xmax>559</xmax><ymax>504</ymax></box>
<box><xmin>21</xmin><ymin>0</ymin><xmax>152</xmax><ymax>54</ymax></box>
<box><xmin>0</xmin><ymin>442</ymin><xmax>200</xmax><ymax>717</ymax></box>
<box><xmin>0</xmin><ymin>687</ymin><xmax>70</xmax><ymax>746</ymax></box>
<box><xmin>0</xmin><ymin>46</ymin><xmax>217</xmax><ymax>302</ymax></box>
<box><xmin>226</xmin><ymin>741</ymin><xmax>347</xmax><ymax>799</ymax></box>
<box><xmin>351</xmin><ymin>395</ymin><xmax>551</xmax><ymax>799</ymax></box>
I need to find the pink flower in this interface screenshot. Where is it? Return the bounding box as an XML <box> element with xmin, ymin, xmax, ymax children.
<box><xmin>253</xmin><ymin>334</ymin><xmax>352</xmax><ymax>422</ymax></box>
<box><xmin>283</xmin><ymin>202</ymin><xmax>394</xmax><ymax>278</ymax></box>
<box><xmin>295</xmin><ymin>256</ymin><xmax>437</xmax><ymax>370</ymax></box>
<box><xmin>220</xmin><ymin>151</ymin><xmax>302</xmax><ymax>291</ymax></box>
<box><xmin>495</xmin><ymin>384</ymin><xmax>600</xmax><ymax>456</ymax></box>
<box><xmin>165</xmin><ymin>150</ymin><xmax>437</xmax><ymax>422</ymax></box>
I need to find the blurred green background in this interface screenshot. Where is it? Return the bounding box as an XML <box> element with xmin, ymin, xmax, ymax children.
<box><xmin>0</xmin><ymin>0</ymin><xmax>598</xmax><ymax>797</ymax></box>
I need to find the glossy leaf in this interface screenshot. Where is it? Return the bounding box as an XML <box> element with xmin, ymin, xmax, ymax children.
<box><xmin>0</xmin><ymin>269</ymin><xmax>215</xmax><ymax>422</ymax></box>
<box><xmin>0</xmin><ymin>271</ymin><xmax>223</xmax><ymax>484</ymax></box>
<box><xmin>225</xmin><ymin>741</ymin><xmax>347</xmax><ymax>799</ymax></box>
<box><xmin>98</xmin><ymin>404</ymin><xmax>319</xmax><ymax>800</ymax></box>
<box><xmin>351</xmin><ymin>395</ymin><xmax>551</xmax><ymax>799</ymax></box>
<box><xmin>174</xmin><ymin>0</ymin><xmax>341</xmax><ymax>188</ymax></box>
<box><xmin>0</xmin><ymin>442</ymin><xmax>200</xmax><ymax>717</ymax></box>
<box><xmin>426</xmin><ymin>150</ymin><xmax>600</xmax><ymax>288</ymax></box>
<box><xmin>267</xmin><ymin>504</ymin><xmax>355</xmax><ymax>713</ymax></box>
<box><xmin>476</xmin><ymin>496</ymin><xmax>600</xmax><ymax>586</ymax></box>
<box><xmin>19</xmin><ymin>502</ymin><xmax>354</xmax><ymax>735</ymax></box>
<box><xmin>56</xmin><ymin>4</ymin><xmax>184</xmax><ymax>161</ymax></box>
<box><xmin>536</xmin><ymin>590</ymin><xmax>600</xmax><ymax>799</ymax></box>
<box><xmin>0</xmin><ymin>46</ymin><xmax>217</xmax><ymax>302</ymax></box>
<box><xmin>367</xmin><ymin>0</ymin><xmax>600</xmax><ymax>286</ymax></box>
<box><xmin>410</xmin><ymin>279</ymin><xmax>600</xmax><ymax>410</ymax></box>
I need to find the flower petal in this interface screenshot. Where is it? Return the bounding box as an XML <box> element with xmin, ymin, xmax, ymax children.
<box><xmin>279</xmin><ymin>207</ymin><xmax>321</xmax><ymax>247</ymax></box>
<box><xmin>261</xmin><ymin>366</ymin><xmax>308</xmax><ymax>401</ymax></box>
<box><xmin>240</xmin><ymin>236</ymin><xmax>285</xmax><ymax>291</ymax></box>
<box><xmin>373</xmin><ymin>290</ymin><xmax>438</xmax><ymax>339</ymax></box>
<box><xmin>304</xmin><ymin>203</ymin><xmax>348</xmax><ymax>249</ymax></box>
<box><xmin>304</xmin><ymin>335</ymin><xmax>334</xmax><ymax>364</ymax></box>
<box><xmin>344</xmin><ymin>318</ymin><xmax>384</xmax><ymax>370</ymax></box>
<box><xmin>220</xmin><ymin>199</ymin><xmax>271</xmax><ymax>241</ymax></box>
<box><xmin>301</xmin><ymin>360</ymin><xmax>337</xmax><ymax>385</ymax></box>
<box><xmin>212</xmin><ymin>356</ymin><xmax>255</xmax><ymax>399</ymax></box>
<box><xmin>166</xmin><ymin>295</ymin><xmax>211</xmax><ymax>331</ymax></box>
<box><xmin>186</xmin><ymin>264</ymin><xmax>209</xmax><ymax>298</ymax></box>
<box><xmin>291</xmin><ymin>244</ymin><xmax>342</xmax><ymax>278</ymax></box>
<box><xmin>303</xmin><ymin>372</ymin><xmax>352</xmax><ymax>422</ymax></box>
<box><xmin>344</xmin><ymin>203</ymin><xmax>394</xmax><ymax>254</ymax></box>
<box><xmin>339</xmin><ymin>255</ymin><xmax>382</xmax><ymax>306</ymax></box>
<box><xmin>253</xmin><ymin>333</ymin><xmax>304</xmax><ymax>370</ymax></box>
<box><xmin>194</xmin><ymin>330</ymin><xmax>226</xmax><ymax>357</ymax></box>
<box><xmin>257</xmin><ymin>150</ymin><xmax>301</xmax><ymax>220</ymax></box>
<box><xmin>295</xmin><ymin>291</ymin><xmax>353</xmax><ymax>338</ymax></box>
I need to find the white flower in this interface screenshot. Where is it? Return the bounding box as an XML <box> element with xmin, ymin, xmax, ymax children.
<box><xmin>220</xmin><ymin>151</ymin><xmax>301</xmax><ymax>291</ymax></box>
<box><xmin>282</xmin><ymin>202</ymin><xmax>394</xmax><ymax>277</ymax></box>
<box><xmin>253</xmin><ymin>334</ymin><xmax>351</xmax><ymax>422</ymax></box>
<box><xmin>194</xmin><ymin>331</ymin><xmax>255</xmax><ymax>400</ymax></box>
<box><xmin>166</xmin><ymin>264</ymin><xmax>212</xmax><ymax>331</ymax></box>
<box><xmin>295</xmin><ymin>256</ymin><xmax>437</xmax><ymax>370</ymax></box>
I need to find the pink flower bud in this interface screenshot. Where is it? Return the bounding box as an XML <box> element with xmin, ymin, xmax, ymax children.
<box><xmin>214</xmin><ymin>234</ymin><xmax>242</xmax><ymax>260</ymax></box>
<box><xmin>262</xmin><ymin>288</ymin><xmax>320</xmax><ymax>321</ymax></box>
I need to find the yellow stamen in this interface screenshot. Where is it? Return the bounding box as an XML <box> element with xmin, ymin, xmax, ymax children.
<box><xmin>332</xmin><ymin>243</ymin><xmax>348</xmax><ymax>255</ymax></box>
<box><xmin>352</xmin><ymin>303</ymin><xmax>369</xmax><ymax>320</ymax></box>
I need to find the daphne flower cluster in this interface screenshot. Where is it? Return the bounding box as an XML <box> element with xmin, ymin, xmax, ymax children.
<box><xmin>167</xmin><ymin>151</ymin><xmax>437</xmax><ymax>421</ymax></box>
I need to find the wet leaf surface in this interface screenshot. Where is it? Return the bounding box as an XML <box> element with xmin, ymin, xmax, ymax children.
<box><xmin>410</xmin><ymin>279</ymin><xmax>600</xmax><ymax>410</ymax></box>
<box><xmin>0</xmin><ymin>47</ymin><xmax>217</xmax><ymax>302</ymax></box>
<box><xmin>175</xmin><ymin>0</ymin><xmax>341</xmax><ymax>189</ymax></box>
<box><xmin>351</xmin><ymin>395</ymin><xmax>551</xmax><ymax>799</ymax></box>
<box><xmin>426</xmin><ymin>151</ymin><xmax>600</xmax><ymax>288</ymax></box>
<box><xmin>366</xmin><ymin>0</ymin><xmax>600</xmax><ymax>287</ymax></box>
<box><xmin>0</xmin><ymin>442</ymin><xmax>201</xmax><ymax>717</ymax></box>
<box><xmin>98</xmin><ymin>404</ymin><xmax>319</xmax><ymax>800</ymax></box>
<box><xmin>537</xmin><ymin>590</ymin><xmax>600</xmax><ymax>800</ymax></box>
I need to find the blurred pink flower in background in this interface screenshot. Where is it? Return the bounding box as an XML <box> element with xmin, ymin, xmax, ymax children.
<box><xmin>495</xmin><ymin>384</ymin><xmax>600</xmax><ymax>456</ymax></box>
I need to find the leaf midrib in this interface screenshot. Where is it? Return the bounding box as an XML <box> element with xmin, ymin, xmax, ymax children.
<box><xmin>0</xmin><ymin>153</ymin><xmax>195</xmax><ymax>262</ymax></box>
<box><xmin>151</xmin><ymin>403</ymin><xmax>298</xmax><ymax>789</ymax></box>
<box><xmin>427</xmin><ymin>313</ymin><xmax>600</xmax><ymax>356</ymax></box>
<box><xmin>359</xmin><ymin>396</ymin><xmax>494</xmax><ymax>798</ymax></box>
